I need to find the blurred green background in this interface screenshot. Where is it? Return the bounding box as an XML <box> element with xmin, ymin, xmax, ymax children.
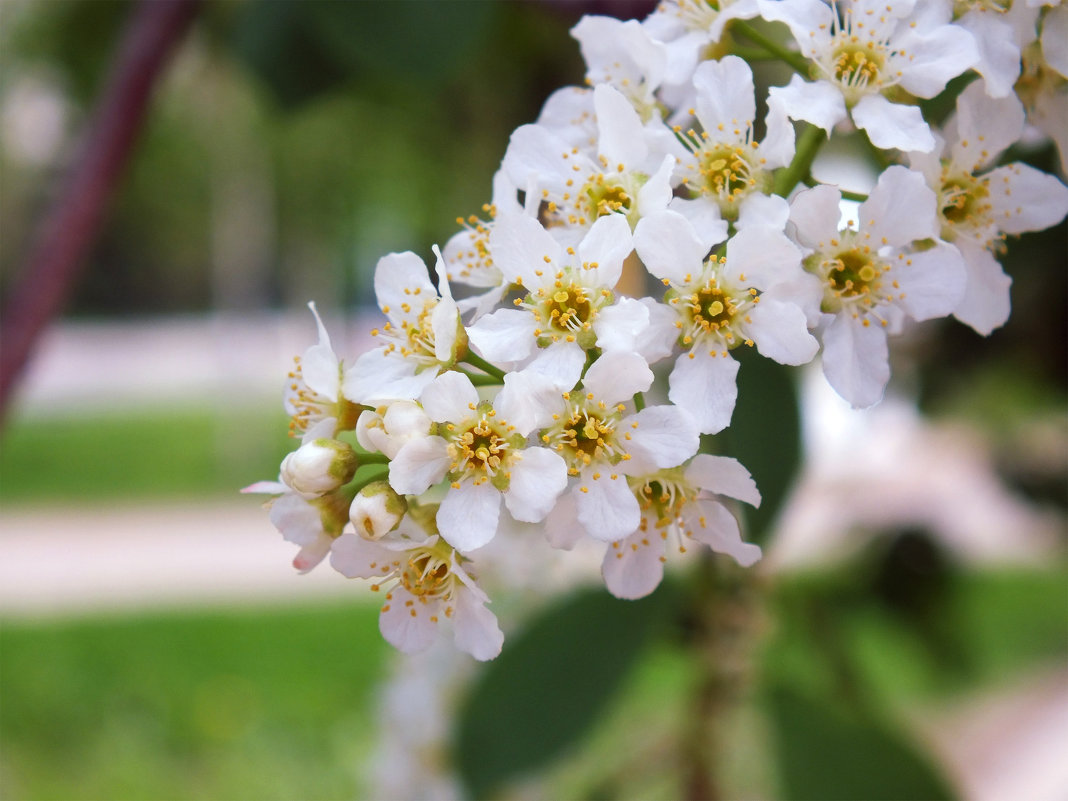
<box><xmin>1</xmin><ymin>1</ymin><xmax>1065</xmax><ymax>800</ymax></box>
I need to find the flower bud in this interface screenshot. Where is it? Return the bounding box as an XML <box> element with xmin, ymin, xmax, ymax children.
<box><xmin>280</xmin><ymin>439</ymin><xmax>358</xmax><ymax>496</ymax></box>
<box><xmin>350</xmin><ymin>481</ymin><xmax>407</xmax><ymax>539</ymax></box>
<box><xmin>356</xmin><ymin>401</ymin><xmax>432</xmax><ymax>459</ymax></box>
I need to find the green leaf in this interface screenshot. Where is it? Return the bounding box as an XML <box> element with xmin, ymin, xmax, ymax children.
<box><xmin>718</xmin><ymin>348</ymin><xmax>802</xmax><ymax>542</ymax></box>
<box><xmin>455</xmin><ymin>582</ymin><xmax>681</xmax><ymax>800</ymax></box>
<box><xmin>766</xmin><ymin>685</ymin><xmax>956</xmax><ymax>801</ymax></box>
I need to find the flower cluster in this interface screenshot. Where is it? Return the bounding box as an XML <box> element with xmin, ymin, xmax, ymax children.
<box><xmin>249</xmin><ymin>0</ymin><xmax>1068</xmax><ymax>660</ymax></box>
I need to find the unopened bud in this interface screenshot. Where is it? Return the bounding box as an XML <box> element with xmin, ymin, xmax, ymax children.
<box><xmin>281</xmin><ymin>439</ymin><xmax>358</xmax><ymax>496</ymax></box>
<box><xmin>350</xmin><ymin>481</ymin><xmax>407</xmax><ymax>539</ymax></box>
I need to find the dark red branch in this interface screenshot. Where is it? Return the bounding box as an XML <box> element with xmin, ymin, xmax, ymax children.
<box><xmin>0</xmin><ymin>0</ymin><xmax>201</xmax><ymax>420</ymax></box>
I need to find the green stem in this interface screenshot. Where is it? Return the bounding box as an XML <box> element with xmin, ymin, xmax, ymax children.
<box><xmin>801</xmin><ymin>177</ymin><xmax>869</xmax><ymax>203</ymax></box>
<box><xmin>344</xmin><ymin>468</ymin><xmax>390</xmax><ymax>497</ymax></box>
<box><xmin>732</xmin><ymin>21</ymin><xmax>811</xmax><ymax>77</ymax></box>
<box><xmin>632</xmin><ymin>391</ymin><xmax>646</xmax><ymax>412</ymax></box>
<box><xmin>773</xmin><ymin>123</ymin><xmax>825</xmax><ymax>198</ymax></box>
<box><xmin>727</xmin><ymin>46</ymin><xmax>780</xmax><ymax>62</ymax></box>
<box><xmin>459</xmin><ymin>368</ymin><xmax>503</xmax><ymax>387</ymax></box>
<box><xmin>460</xmin><ymin>351</ymin><xmax>506</xmax><ymax>381</ymax></box>
<box><xmin>358</xmin><ymin>452</ymin><xmax>390</xmax><ymax>466</ymax></box>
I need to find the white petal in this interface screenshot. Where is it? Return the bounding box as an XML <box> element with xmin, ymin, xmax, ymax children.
<box><xmin>374</xmin><ymin>252</ymin><xmax>435</xmax><ymax>317</ymax></box>
<box><xmin>637</xmin><ymin>155</ymin><xmax>676</xmax><ymax>218</ymax></box>
<box><xmin>601</xmin><ymin>529</ymin><xmax>667</xmax><ymax>600</ymax></box>
<box><xmin>686</xmin><ymin>501</ymin><xmax>762</xmax><ymax>567</ymax></box>
<box><xmin>684</xmin><ymin>454</ymin><xmax>761</xmax><ymax>507</ymax></box>
<box><xmin>693</xmin><ymin>56</ymin><xmax>755</xmax><ymax>135</ymax></box>
<box><xmin>431</xmin><ymin>297</ymin><xmax>461</xmax><ymax>363</ymax></box>
<box><xmin>668</xmin><ymin>349</ymin><xmax>740</xmax><ymax>435</ymax></box>
<box><xmin>452</xmin><ymin>587</ymin><xmax>504</xmax><ymax>661</ymax></box>
<box><xmin>583</xmin><ymin>350</ymin><xmax>653</xmax><ymax>403</ymax></box>
<box><xmin>578</xmin><ymin>213</ymin><xmax>633</xmax><ymax>288</ymax></box>
<box><xmin>526</xmin><ymin>341</ymin><xmax>586</xmax><ymax>389</ymax></box>
<box><xmin>634</xmin><ymin>210</ymin><xmax>708</xmax><ymax>284</ymax></box>
<box><xmin>300</xmin><ymin>302</ymin><xmax>340</xmax><ymax>402</ymax></box>
<box><xmin>488</xmin><ymin>212</ymin><xmax>562</xmax><ymax>286</ymax></box>
<box><xmin>859</xmin><ymin>166</ymin><xmax>938</xmax><ymax>246</ymax></box>
<box><xmin>544</xmin><ymin>487</ymin><xmax>583</xmax><ymax>550</ymax></box>
<box><xmin>343</xmin><ymin>347</ymin><xmax>418</xmax><ymax>404</ymax></box>
<box><xmin>594</xmin><ymin>297</ymin><xmax>650</xmax><ymax>353</ymax></box>
<box><xmin>467</xmin><ymin>308</ymin><xmax>534</xmax><ymax>365</ymax></box>
<box><xmin>761</xmin><ymin>89</ymin><xmax>797</xmax><ymax>169</ymax></box>
<box><xmin>388</xmin><ymin>437</ymin><xmax>450</xmax><ymax>496</ymax></box>
<box><xmin>896</xmin><ymin>24</ymin><xmax>979</xmax><ymax>99</ymax></box>
<box><xmin>959</xmin><ymin>13</ymin><xmax>1020</xmax><ymax>99</ymax></box>
<box><xmin>437</xmin><ymin>481</ymin><xmax>501</xmax><ymax>553</ymax></box>
<box><xmin>329</xmin><ymin>532</ymin><xmax>393</xmax><ymax>579</ymax></box>
<box><xmin>747</xmin><ymin>297</ymin><xmax>819</xmax><ymax>365</ymax></box>
<box><xmin>768</xmin><ymin>77</ymin><xmax>845</xmax><ymax>134</ymax></box>
<box><xmin>987</xmin><ymin>163</ymin><xmax>1068</xmax><ymax>235</ymax></box>
<box><xmin>268</xmin><ymin>493</ymin><xmax>328</xmax><ymax>545</ymax></box>
<box><xmin>1042</xmin><ymin>4</ymin><xmax>1068</xmax><ymax>79</ymax></box>
<box><xmin>292</xmin><ymin>536</ymin><xmax>332</xmax><ymax>574</ymax></box>
<box><xmin>494</xmin><ymin>369</ymin><xmax>567</xmax><ymax>434</ymax></box>
<box><xmin>593</xmin><ymin>83</ymin><xmax>648</xmax><ymax>168</ymax></box>
<box><xmin>787</xmin><ymin>184</ymin><xmax>843</xmax><ymax>249</ymax></box>
<box><xmin>893</xmin><ymin>241</ymin><xmax>966</xmax><ymax>322</ymax></box>
<box><xmin>634</xmin><ymin>297</ymin><xmax>681</xmax><ymax>365</ymax></box>
<box><xmin>502</xmin><ymin>124</ymin><xmax>572</xmax><ymax>194</ymax></box>
<box><xmin>666</xmin><ymin>197</ymin><xmax>730</xmax><ymax>252</ymax></box>
<box><xmin>736</xmin><ymin>193</ymin><xmax>790</xmax><ymax>232</ymax></box>
<box><xmin>951</xmin><ymin>80</ymin><xmax>1024</xmax><ymax>171</ymax></box>
<box><xmin>851</xmin><ymin>95</ymin><xmax>935</xmax><ymax>153</ymax></box>
<box><xmin>952</xmin><ymin>240</ymin><xmax>1011</xmax><ymax>335</ymax></box>
<box><xmin>625</xmin><ymin>405</ymin><xmax>700</xmax><ymax>472</ymax></box>
<box><xmin>505</xmin><ymin>447</ymin><xmax>568</xmax><ymax>522</ymax></box>
<box><xmin>420</xmin><ymin>371</ymin><xmax>479</xmax><ymax>423</ymax></box>
<box><xmin>820</xmin><ymin>313</ymin><xmax>890</xmax><ymax>408</ymax></box>
<box><xmin>576</xmin><ymin>473</ymin><xmax>641</xmax><ymax>542</ymax></box>
<box><xmin>379</xmin><ymin>587</ymin><xmax>438</xmax><ymax>654</ymax></box>
<box><xmin>757</xmin><ymin>0</ymin><xmax>832</xmax><ymax>56</ymax></box>
<box><xmin>725</xmin><ymin>225</ymin><xmax>802</xmax><ymax>290</ymax></box>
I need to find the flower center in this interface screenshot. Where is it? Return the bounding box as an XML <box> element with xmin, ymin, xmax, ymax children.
<box><xmin>832</xmin><ymin>43</ymin><xmax>884</xmax><ymax>90</ymax></box>
<box><xmin>543</xmin><ymin>393</ymin><xmax>627</xmax><ymax>474</ymax></box>
<box><xmin>665</xmin><ymin>259</ymin><xmax>756</xmax><ymax>351</ymax></box>
<box><xmin>398</xmin><ymin>543</ymin><xmax>454</xmax><ymax>600</ymax></box>
<box><xmin>445</xmin><ymin>410</ymin><xmax>517</xmax><ymax>489</ymax></box>
<box><xmin>521</xmin><ymin>270</ymin><xmax>612</xmax><ymax>349</ymax></box>
<box><xmin>696</xmin><ymin>145</ymin><xmax>756</xmax><ymax>208</ymax></box>
<box><xmin>580</xmin><ymin>175</ymin><xmax>633</xmax><ymax>220</ymax></box>
<box><xmin>634</xmin><ymin>469</ymin><xmax>695</xmax><ymax>528</ymax></box>
<box><xmin>939</xmin><ymin>169</ymin><xmax>992</xmax><ymax>239</ymax></box>
<box><xmin>807</xmin><ymin>236</ymin><xmax>890</xmax><ymax>315</ymax></box>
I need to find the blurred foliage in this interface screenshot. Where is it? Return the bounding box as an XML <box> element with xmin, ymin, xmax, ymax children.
<box><xmin>0</xmin><ymin>601</ymin><xmax>387</xmax><ymax>801</ymax></box>
<box><xmin>0</xmin><ymin>407</ymin><xmax>292</xmax><ymax>504</ymax></box>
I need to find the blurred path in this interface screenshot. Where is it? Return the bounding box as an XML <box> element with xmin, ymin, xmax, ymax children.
<box><xmin>0</xmin><ymin>499</ymin><xmax>354</xmax><ymax>617</ymax></box>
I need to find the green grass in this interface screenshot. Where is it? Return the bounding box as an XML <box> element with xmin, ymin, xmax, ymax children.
<box><xmin>0</xmin><ymin>601</ymin><xmax>389</xmax><ymax>801</ymax></box>
<box><xmin>0</xmin><ymin>407</ymin><xmax>295</xmax><ymax>504</ymax></box>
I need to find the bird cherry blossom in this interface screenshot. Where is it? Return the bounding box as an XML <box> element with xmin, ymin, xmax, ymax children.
<box><xmin>344</xmin><ymin>248</ymin><xmax>466</xmax><ymax>405</ymax></box>
<box><xmin>788</xmin><ymin>165</ymin><xmax>967</xmax><ymax>407</ymax></box>
<box><xmin>634</xmin><ymin>210</ymin><xmax>819</xmax><ymax>433</ymax></box>
<box><xmin>284</xmin><ymin>302</ymin><xmax>361</xmax><ymax>438</ymax></box>
<box><xmin>761</xmin><ymin>0</ymin><xmax>979</xmax><ymax>152</ymax></box>
<box><xmin>602</xmin><ymin>454</ymin><xmax>762</xmax><ymax>600</ymax></box>
<box><xmin>387</xmin><ymin>371</ymin><xmax>568</xmax><ymax>553</ymax></box>
<box><xmin>331</xmin><ymin>514</ymin><xmax>504</xmax><ymax>661</ymax></box>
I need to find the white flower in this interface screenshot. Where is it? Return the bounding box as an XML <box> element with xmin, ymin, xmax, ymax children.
<box><xmin>285</xmin><ymin>302</ymin><xmax>361</xmax><ymax>437</ymax></box>
<box><xmin>670</xmin><ymin>56</ymin><xmax>796</xmax><ymax>225</ymax></box>
<box><xmin>344</xmin><ymin>248</ymin><xmax>466</xmax><ymax>404</ymax></box>
<box><xmin>467</xmin><ymin>213</ymin><xmax>645</xmax><ymax>389</ymax></box>
<box><xmin>602</xmin><ymin>455</ymin><xmax>762</xmax><ymax>600</ymax></box>
<box><xmin>350</xmin><ymin>481</ymin><xmax>407</xmax><ymax>540</ymax></box>
<box><xmin>1016</xmin><ymin>7</ymin><xmax>1068</xmax><ymax>172</ymax></box>
<box><xmin>503</xmin><ymin>83</ymin><xmax>676</xmax><ymax>245</ymax></box>
<box><xmin>788</xmin><ymin>165</ymin><xmax>966</xmax><ymax>407</ymax></box>
<box><xmin>571</xmin><ymin>15</ymin><xmax>669</xmax><ymax>119</ymax></box>
<box><xmin>634</xmin><ymin>210</ymin><xmax>819</xmax><ymax>434</ymax></box>
<box><xmin>761</xmin><ymin>0</ymin><xmax>979</xmax><ymax>152</ymax></box>
<box><xmin>909</xmin><ymin>79</ymin><xmax>1068</xmax><ymax>334</ymax></box>
<box><xmin>280</xmin><ymin>436</ymin><xmax>358</xmax><ymax>497</ymax></box>
<box><xmin>388</xmin><ymin>371</ymin><xmax>568</xmax><ymax>553</ymax></box>
<box><xmin>330</xmin><ymin>516</ymin><xmax>504</xmax><ymax>660</ymax></box>
<box><xmin>540</xmin><ymin>351</ymin><xmax>700</xmax><ymax>544</ymax></box>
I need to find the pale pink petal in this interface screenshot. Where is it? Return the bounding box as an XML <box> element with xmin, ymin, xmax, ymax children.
<box><xmin>544</xmin><ymin>488</ymin><xmax>583</xmax><ymax>550</ymax></box>
<box><xmin>388</xmin><ymin>437</ymin><xmax>450</xmax><ymax>496</ymax></box>
<box><xmin>601</xmin><ymin>528</ymin><xmax>667</xmax><ymax>600</ymax></box>
<box><xmin>851</xmin><ymin>95</ymin><xmax>935</xmax><ymax>153</ymax></box>
<box><xmin>686</xmin><ymin>501</ymin><xmax>761</xmax><ymax>567</ymax></box>
<box><xmin>684</xmin><ymin>454</ymin><xmax>761</xmax><ymax>507</ymax></box>
<box><xmin>452</xmin><ymin>587</ymin><xmax>504</xmax><ymax>661</ymax></box>
<box><xmin>987</xmin><ymin>163</ymin><xmax>1068</xmax><ymax>235</ymax></box>
<box><xmin>820</xmin><ymin>313</ymin><xmax>890</xmax><ymax>408</ymax></box>
<box><xmin>329</xmin><ymin>532</ymin><xmax>394</xmax><ymax>579</ymax></box>
<box><xmin>379</xmin><ymin>587</ymin><xmax>439</xmax><ymax>654</ymax></box>
<box><xmin>1042</xmin><ymin>5</ymin><xmax>1068</xmax><ymax>79</ymax></box>
<box><xmin>438</xmin><ymin>481</ymin><xmax>501</xmax><ymax>553</ymax></box>
<box><xmin>504</xmin><ymin>447</ymin><xmax>568</xmax><ymax>522</ymax></box>
<box><xmin>668</xmin><ymin>349</ymin><xmax>739</xmax><ymax>435</ymax></box>
<box><xmin>292</xmin><ymin>536</ymin><xmax>332</xmax><ymax>574</ymax></box>
<box><xmin>952</xmin><ymin>240</ymin><xmax>1011</xmax><ymax>336</ymax></box>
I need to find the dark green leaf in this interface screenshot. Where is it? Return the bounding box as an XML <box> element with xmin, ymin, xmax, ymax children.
<box><xmin>718</xmin><ymin>348</ymin><xmax>802</xmax><ymax>542</ymax></box>
<box><xmin>456</xmin><ymin>582</ymin><xmax>681</xmax><ymax>800</ymax></box>
<box><xmin>766</xmin><ymin>685</ymin><xmax>956</xmax><ymax>801</ymax></box>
